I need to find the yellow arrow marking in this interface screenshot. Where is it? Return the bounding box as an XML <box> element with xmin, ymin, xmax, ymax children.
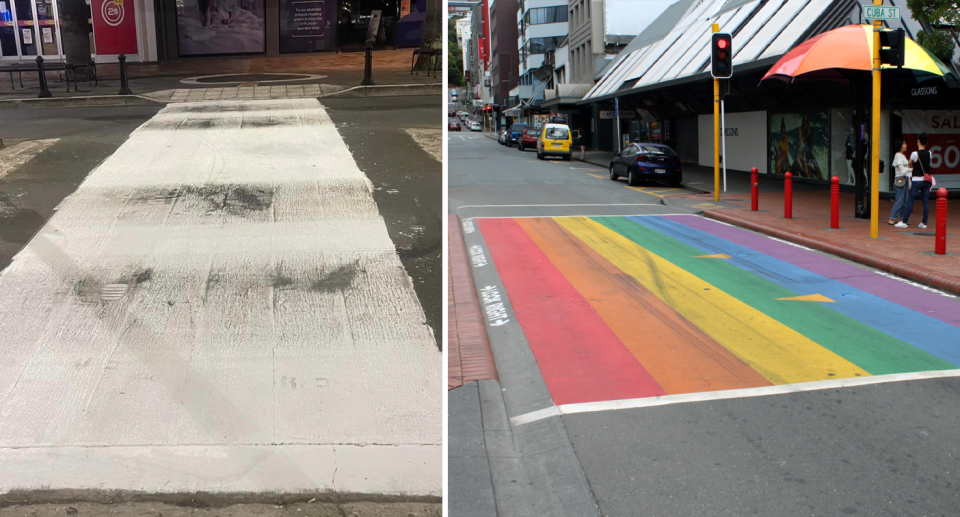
<box><xmin>777</xmin><ymin>294</ymin><xmax>835</xmax><ymax>303</ymax></box>
<box><xmin>694</xmin><ymin>254</ymin><xmax>731</xmax><ymax>259</ymax></box>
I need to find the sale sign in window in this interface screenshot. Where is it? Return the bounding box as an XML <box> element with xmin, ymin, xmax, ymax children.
<box><xmin>92</xmin><ymin>0</ymin><xmax>138</xmax><ymax>55</ymax></box>
<box><xmin>904</xmin><ymin>110</ymin><xmax>960</xmax><ymax>189</ymax></box>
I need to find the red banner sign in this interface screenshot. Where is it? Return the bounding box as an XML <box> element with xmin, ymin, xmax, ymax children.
<box><xmin>91</xmin><ymin>0</ymin><xmax>138</xmax><ymax>55</ymax></box>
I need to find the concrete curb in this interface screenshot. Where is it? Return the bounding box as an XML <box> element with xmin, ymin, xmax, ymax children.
<box><xmin>0</xmin><ymin>95</ymin><xmax>164</xmax><ymax>110</ymax></box>
<box><xmin>576</xmin><ymin>157</ymin><xmax>711</xmax><ymax>194</ymax></box>
<box><xmin>448</xmin><ymin>214</ymin><xmax>499</xmax><ymax>390</ymax></box>
<box><xmin>321</xmin><ymin>83</ymin><xmax>442</xmax><ymax>98</ymax></box>
<box><xmin>0</xmin><ymin>84</ymin><xmax>441</xmax><ymax>110</ymax></box>
<box><xmin>704</xmin><ymin>209</ymin><xmax>960</xmax><ymax>296</ymax></box>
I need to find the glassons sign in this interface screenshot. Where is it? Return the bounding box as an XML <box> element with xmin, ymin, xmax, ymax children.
<box><xmin>92</xmin><ymin>0</ymin><xmax>138</xmax><ymax>55</ymax></box>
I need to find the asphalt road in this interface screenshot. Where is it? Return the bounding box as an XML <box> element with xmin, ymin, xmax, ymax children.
<box><xmin>326</xmin><ymin>96</ymin><xmax>442</xmax><ymax>346</ymax></box>
<box><xmin>449</xmin><ymin>129</ymin><xmax>960</xmax><ymax>516</ymax></box>
<box><xmin>0</xmin><ymin>106</ymin><xmax>163</xmax><ymax>271</ymax></box>
<box><xmin>0</xmin><ymin>99</ymin><xmax>441</xmax><ymax>501</ymax></box>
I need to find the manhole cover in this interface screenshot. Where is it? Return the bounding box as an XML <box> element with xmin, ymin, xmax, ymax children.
<box><xmin>908</xmin><ymin>232</ymin><xmax>937</xmax><ymax>237</ymax></box>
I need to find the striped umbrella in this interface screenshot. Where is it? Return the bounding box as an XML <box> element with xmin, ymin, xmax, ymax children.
<box><xmin>762</xmin><ymin>24</ymin><xmax>954</xmax><ymax>83</ymax></box>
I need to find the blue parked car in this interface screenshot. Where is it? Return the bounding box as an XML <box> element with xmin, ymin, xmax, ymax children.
<box><xmin>505</xmin><ymin>123</ymin><xmax>529</xmax><ymax>147</ymax></box>
<box><xmin>609</xmin><ymin>143</ymin><xmax>683</xmax><ymax>187</ymax></box>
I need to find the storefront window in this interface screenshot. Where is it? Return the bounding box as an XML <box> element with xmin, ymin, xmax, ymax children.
<box><xmin>768</xmin><ymin>110</ymin><xmax>829</xmax><ymax>180</ymax></box>
<box><xmin>34</xmin><ymin>0</ymin><xmax>57</xmax><ymax>55</ymax></box>
<box><xmin>831</xmin><ymin>108</ymin><xmax>857</xmax><ymax>186</ymax></box>
<box><xmin>176</xmin><ymin>0</ymin><xmax>266</xmax><ymax>56</ymax></box>
<box><xmin>14</xmin><ymin>0</ymin><xmax>36</xmax><ymax>56</ymax></box>
<box><xmin>1</xmin><ymin>0</ymin><xmax>17</xmax><ymax>57</ymax></box>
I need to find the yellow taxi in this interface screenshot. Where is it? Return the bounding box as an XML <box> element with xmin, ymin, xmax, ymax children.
<box><xmin>536</xmin><ymin>123</ymin><xmax>573</xmax><ymax>161</ymax></box>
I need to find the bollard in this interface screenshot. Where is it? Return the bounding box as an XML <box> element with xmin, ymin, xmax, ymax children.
<box><xmin>361</xmin><ymin>44</ymin><xmax>375</xmax><ymax>86</ymax></box>
<box><xmin>831</xmin><ymin>176</ymin><xmax>840</xmax><ymax>229</ymax></box>
<box><xmin>751</xmin><ymin>167</ymin><xmax>759</xmax><ymax>211</ymax></box>
<box><xmin>784</xmin><ymin>172</ymin><xmax>793</xmax><ymax>219</ymax></box>
<box><xmin>936</xmin><ymin>188</ymin><xmax>948</xmax><ymax>255</ymax></box>
<box><xmin>118</xmin><ymin>54</ymin><xmax>132</xmax><ymax>95</ymax></box>
<box><xmin>36</xmin><ymin>56</ymin><xmax>51</xmax><ymax>98</ymax></box>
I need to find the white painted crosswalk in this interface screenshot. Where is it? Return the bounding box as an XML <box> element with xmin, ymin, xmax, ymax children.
<box><xmin>0</xmin><ymin>99</ymin><xmax>440</xmax><ymax>496</ymax></box>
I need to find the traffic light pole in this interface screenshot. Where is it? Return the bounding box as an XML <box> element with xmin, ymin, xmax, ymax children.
<box><xmin>870</xmin><ymin>3</ymin><xmax>881</xmax><ymax>239</ymax></box>
<box><xmin>712</xmin><ymin>24</ymin><xmax>720</xmax><ymax>202</ymax></box>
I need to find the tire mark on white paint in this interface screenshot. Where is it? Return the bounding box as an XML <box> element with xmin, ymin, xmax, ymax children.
<box><xmin>0</xmin><ymin>139</ymin><xmax>59</xmax><ymax>181</ymax></box>
<box><xmin>0</xmin><ymin>99</ymin><xmax>440</xmax><ymax>496</ymax></box>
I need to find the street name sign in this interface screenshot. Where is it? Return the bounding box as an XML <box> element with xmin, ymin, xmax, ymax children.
<box><xmin>862</xmin><ymin>5</ymin><xmax>900</xmax><ymax>21</ymax></box>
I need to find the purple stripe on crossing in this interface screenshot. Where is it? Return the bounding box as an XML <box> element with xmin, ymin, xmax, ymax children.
<box><xmin>664</xmin><ymin>215</ymin><xmax>960</xmax><ymax>330</ymax></box>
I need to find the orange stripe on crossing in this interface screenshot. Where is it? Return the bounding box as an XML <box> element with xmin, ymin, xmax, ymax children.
<box><xmin>518</xmin><ymin>218</ymin><xmax>773</xmax><ymax>395</ymax></box>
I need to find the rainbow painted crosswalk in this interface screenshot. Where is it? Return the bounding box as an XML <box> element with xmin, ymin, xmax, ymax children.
<box><xmin>477</xmin><ymin>215</ymin><xmax>960</xmax><ymax>406</ymax></box>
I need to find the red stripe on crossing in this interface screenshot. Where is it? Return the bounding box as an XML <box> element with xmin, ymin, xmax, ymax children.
<box><xmin>478</xmin><ymin>218</ymin><xmax>666</xmax><ymax>405</ymax></box>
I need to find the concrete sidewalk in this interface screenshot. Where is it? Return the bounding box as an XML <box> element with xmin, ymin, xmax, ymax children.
<box><xmin>0</xmin><ymin>50</ymin><xmax>439</xmax><ymax>106</ymax></box>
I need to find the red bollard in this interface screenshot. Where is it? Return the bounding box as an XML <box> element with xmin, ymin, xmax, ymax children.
<box><xmin>936</xmin><ymin>188</ymin><xmax>948</xmax><ymax>255</ymax></box>
<box><xmin>751</xmin><ymin>167</ymin><xmax>759</xmax><ymax>211</ymax></box>
<box><xmin>831</xmin><ymin>176</ymin><xmax>840</xmax><ymax>229</ymax></box>
<box><xmin>784</xmin><ymin>172</ymin><xmax>793</xmax><ymax>219</ymax></box>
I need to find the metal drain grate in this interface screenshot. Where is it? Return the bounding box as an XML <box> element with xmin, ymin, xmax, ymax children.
<box><xmin>99</xmin><ymin>284</ymin><xmax>129</xmax><ymax>301</ymax></box>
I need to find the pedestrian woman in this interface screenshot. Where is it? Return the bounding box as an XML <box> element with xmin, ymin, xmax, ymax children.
<box><xmin>574</xmin><ymin>130</ymin><xmax>585</xmax><ymax>160</ymax></box>
<box><xmin>896</xmin><ymin>132</ymin><xmax>932</xmax><ymax>228</ymax></box>
<box><xmin>888</xmin><ymin>137</ymin><xmax>911</xmax><ymax>225</ymax></box>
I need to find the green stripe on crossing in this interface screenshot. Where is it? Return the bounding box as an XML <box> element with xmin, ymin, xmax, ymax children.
<box><xmin>595</xmin><ymin>217</ymin><xmax>955</xmax><ymax>376</ymax></box>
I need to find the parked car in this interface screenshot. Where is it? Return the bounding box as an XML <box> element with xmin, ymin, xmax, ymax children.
<box><xmin>449</xmin><ymin>122</ymin><xmax>461</xmax><ymax>132</ymax></box>
<box><xmin>609</xmin><ymin>143</ymin><xmax>683</xmax><ymax>186</ymax></box>
<box><xmin>536</xmin><ymin>123</ymin><xmax>572</xmax><ymax>161</ymax></box>
<box><xmin>498</xmin><ymin>129</ymin><xmax>508</xmax><ymax>145</ymax></box>
<box><xmin>470</xmin><ymin>121</ymin><xmax>482</xmax><ymax>131</ymax></box>
<box><xmin>518</xmin><ymin>127</ymin><xmax>539</xmax><ymax>152</ymax></box>
<box><xmin>449</xmin><ymin>110</ymin><xmax>456</xmax><ymax>117</ymax></box>
<box><xmin>505</xmin><ymin>123</ymin><xmax>529</xmax><ymax>147</ymax></box>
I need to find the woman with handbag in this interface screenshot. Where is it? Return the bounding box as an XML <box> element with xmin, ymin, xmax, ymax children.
<box><xmin>888</xmin><ymin>138</ymin><xmax>911</xmax><ymax>225</ymax></box>
<box><xmin>896</xmin><ymin>132</ymin><xmax>932</xmax><ymax>229</ymax></box>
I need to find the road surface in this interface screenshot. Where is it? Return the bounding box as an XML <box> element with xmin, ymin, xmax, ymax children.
<box><xmin>449</xmin><ymin>128</ymin><xmax>960</xmax><ymax>516</ymax></box>
<box><xmin>0</xmin><ymin>99</ymin><xmax>441</xmax><ymax>500</ymax></box>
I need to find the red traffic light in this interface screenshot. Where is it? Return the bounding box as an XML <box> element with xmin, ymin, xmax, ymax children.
<box><xmin>717</xmin><ymin>39</ymin><xmax>728</xmax><ymax>49</ymax></box>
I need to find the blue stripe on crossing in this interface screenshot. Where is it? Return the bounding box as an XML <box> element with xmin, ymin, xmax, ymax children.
<box><xmin>627</xmin><ymin>216</ymin><xmax>960</xmax><ymax>367</ymax></box>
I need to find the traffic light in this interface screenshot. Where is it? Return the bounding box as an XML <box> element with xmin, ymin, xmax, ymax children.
<box><xmin>711</xmin><ymin>33</ymin><xmax>733</xmax><ymax>78</ymax></box>
<box><xmin>879</xmin><ymin>28</ymin><xmax>905</xmax><ymax>68</ymax></box>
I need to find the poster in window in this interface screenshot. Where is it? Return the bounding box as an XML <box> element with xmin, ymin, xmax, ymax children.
<box><xmin>21</xmin><ymin>27</ymin><xmax>32</xmax><ymax>45</ymax></box>
<box><xmin>769</xmin><ymin>111</ymin><xmax>829</xmax><ymax>179</ymax></box>
<box><xmin>279</xmin><ymin>0</ymin><xmax>336</xmax><ymax>52</ymax></box>
<box><xmin>176</xmin><ymin>0</ymin><xmax>265</xmax><ymax>56</ymax></box>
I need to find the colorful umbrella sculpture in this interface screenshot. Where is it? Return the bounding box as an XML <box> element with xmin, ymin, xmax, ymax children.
<box><xmin>762</xmin><ymin>24</ymin><xmax>954</xmax><ymax>83</ymax></box>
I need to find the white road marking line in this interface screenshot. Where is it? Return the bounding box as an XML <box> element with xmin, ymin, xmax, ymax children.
<box><xmin>405</xmin><ymin>128</ymin><xmax>441</xmax><ymax>162</ymax></box>
<box><xmin>875</xmin><ymin>271</ymin><xmax>957</xmax><ymax>298</ymax></box>
<box><xmin>509</xmin><ymin>369</ymin><xmax>960</xmax><ymax>427</ymax></box>
<box><xmin>0</xmin><ymin>138</ymin><xmax>59</xmax><ymax>180</ymax></box>
<box><xmin>0</xmin><ymin>99</ymin><xmax>439</xmax><ymax>496</ymax></box>
<box><xmin>459</xmin><ymin>203</ymin><xmax>663</xmax><ymax>208</ymax></box>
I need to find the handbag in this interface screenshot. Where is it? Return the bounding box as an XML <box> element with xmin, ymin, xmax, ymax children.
<box><xmin>895</xmin><ymin>176</ymin><xmax>907</xmax><ymax>188</ymax></box>
<box><xmin>918</xmin><ymin>151</ymin><xmax>934</xmax><ymax>184</ymax></box>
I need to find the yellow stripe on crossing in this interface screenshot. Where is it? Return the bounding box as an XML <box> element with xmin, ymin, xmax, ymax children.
<box><xmin>555</xmin><ymin>217</ymin><xmax>869</xmax><ymax>385</ymax></box>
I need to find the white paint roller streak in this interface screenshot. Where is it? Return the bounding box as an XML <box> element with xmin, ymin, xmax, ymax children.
<box><xmin>0</xmin><ymin>99</ymin><xmax>440</xmax><ymax>496</ymax></box>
